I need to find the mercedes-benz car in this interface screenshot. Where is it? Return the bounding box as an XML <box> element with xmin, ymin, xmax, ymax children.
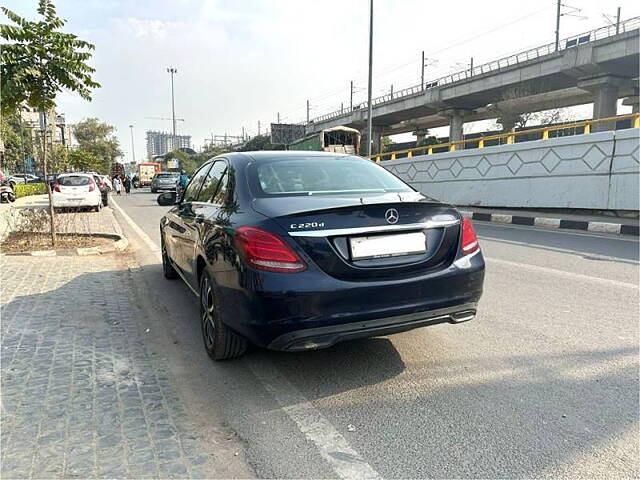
<box><xmin>158</xmin><ymin>151</ymin><xmax>484</xmax><ymax>360</ymax></box>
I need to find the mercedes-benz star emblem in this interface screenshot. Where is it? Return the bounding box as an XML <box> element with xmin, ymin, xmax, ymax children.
<box><xmin>385</xmin><ymin>208</ymin><xmax>399</xmax><ymax>224</ymax></box>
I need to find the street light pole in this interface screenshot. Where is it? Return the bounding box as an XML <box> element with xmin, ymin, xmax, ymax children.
<box><xmin>167</xmin><ymin>67</ymin><xmax>177</xmax><ymax>151</ymax></box>
<box><xmin>366</xmin><ymin>0</ymin><xmax>374</xmax><ymax>157</ymax></box>
<box><xmin>129</xmin><ymin>125</ymin><xmax>136</xmax><ymax>163</ymax></box>
<box><xmin>555</xmin><ymin>0</ymin><xmax>561</xmax><ymax>51</ymax></box>
<box><xmin>421</xmin><ymin>50</ymin><xmax>425</xmax><ymax>90</ymax></box>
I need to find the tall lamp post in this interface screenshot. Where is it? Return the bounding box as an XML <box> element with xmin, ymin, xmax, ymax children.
<box><xmin>129</xmin><ymin>125</ymin><xmax>136</xmax><ymax>163</ymax></box>
<box><xmin>167</xmin><ymin>67</ymin><xmax>178</xmax><ymax>151</ymax></box>
<box><xmin>366</xmin><ymin>0</ymin><xmax>374</xmax><ymax>157</ymax></box>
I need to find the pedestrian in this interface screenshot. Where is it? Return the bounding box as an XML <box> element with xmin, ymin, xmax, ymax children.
<box><xmin>113</xmin><ymin>176</ymin><xmax>122</xmax><ymax>195</ymax></box>
<box><xmin>123</xmin><ymin>176</ymin><xmax>131</xmax><ymax>195</ymax></box>
<box><xmin>178</xmin><ymin>170</ymin><xmax>189</xmax><ymax>198</ymax></box>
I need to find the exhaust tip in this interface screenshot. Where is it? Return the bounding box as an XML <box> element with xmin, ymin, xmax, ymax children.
<box><xmin>450</xmin><ymin>310</ymin><xmax>476</xmax><ymax>323</ymax></box>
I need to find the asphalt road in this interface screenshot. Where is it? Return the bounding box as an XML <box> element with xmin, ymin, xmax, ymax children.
<box><xmin>111</xmin><ymin>189</ymin><xmax>639</xmax><ymax>479</ymax></box>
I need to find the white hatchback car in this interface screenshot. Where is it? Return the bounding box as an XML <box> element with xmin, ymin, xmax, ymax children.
<box><xmin>53</xmin><ymin>173</ymin><xmax>102</xmax><ymax>211</ymax></box>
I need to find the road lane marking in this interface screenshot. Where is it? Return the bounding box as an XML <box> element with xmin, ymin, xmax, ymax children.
<box><xmin>111</xmin><ymin>197</ymin><xmax>380</xmax><ymax>479</ymax></box>
<box><xmin>246</xmin><ymin>354</ymin><xmax>382</xmax><ymax>480</ymax></box>
<box><xmin>110</xmin><ymin>197</ymin><xmax>162</xmax><ymax>261</ymax></box>
<box><xmin>476</xmin><ymin>221</ymin><xmax>639</xmax><ymax>242</ymax></box>
<box><xmin>486</xmin><ymin>257</ymin><xmax>639</xmax><ymax>289</ymax></box>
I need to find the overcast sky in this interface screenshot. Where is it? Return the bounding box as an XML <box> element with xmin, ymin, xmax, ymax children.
<box><xmin>4</xmin><ymin>0</ymin><xmax>639</xmax><ymax>159</ymax></box>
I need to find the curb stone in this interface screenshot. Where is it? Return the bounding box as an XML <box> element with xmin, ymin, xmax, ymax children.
<box><xmin>1</xmin><ymin>233</ymin><xmax>129</xmax><ymax>257</ymax></box>
<box><xmin>460</xmin><ymin>210</ymin><xmax>639</xmax><ymax>237</ymax></box>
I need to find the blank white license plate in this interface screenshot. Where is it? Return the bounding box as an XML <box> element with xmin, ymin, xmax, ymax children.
<box><xmin>350</xmin><ymin>232</ymin><xmax>426</xmax><ymax>259</ymax></box>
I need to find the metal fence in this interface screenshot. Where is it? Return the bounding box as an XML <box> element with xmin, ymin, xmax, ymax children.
<box><xmin>308</xmin><ymin>17</ymin><xmax>640</xmax><ymax>125</ymax></box>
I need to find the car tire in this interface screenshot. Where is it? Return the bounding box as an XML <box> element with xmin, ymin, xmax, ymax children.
<box><xmin>161</xmin><ymin>234</ymin><xmax>179</xmax><ymax>280</ymax></box>
<box><xmin>151</xmin><ymin>188</ymin><xmax>156</xmax><ymax>193</ymax></box>
<box><xmin>200</xmin><ymin>270</ymin><xmax>248</xmax><ymax>360</ymax></box>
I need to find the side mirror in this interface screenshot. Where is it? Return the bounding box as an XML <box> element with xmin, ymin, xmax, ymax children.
<box><xmin>157</xmin><ymin>191</ymin><xmax>177</xmax><ymax>206</ymax></box>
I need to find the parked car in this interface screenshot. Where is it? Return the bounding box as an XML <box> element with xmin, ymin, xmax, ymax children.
<box><xmin>99</xmin><ymin>175</ymin><xmax>113</xmax><ymax>190</ymax></box>
<box><xmin>151</xmin><ymin>171</ymin><xmax>179</xmax><ymax>193</ymax></box>
<box><xmin>93</xmin><ymin>175</ymin><xmax>109</xmax><ymax>206</ymax></box>
<box><xmin>158</xmin><ymin>151</ymin><xmax>485</xmax><ymax>360</ymax></box>
<box><xmin>7</xmin><ymin>173</ymin><xmax>39</xmax><ymax>186</ymax></box>
<box><xmin>52</xmin><ymin>173</ymin><xmax>102</xmax><ymax>211</ymax></box>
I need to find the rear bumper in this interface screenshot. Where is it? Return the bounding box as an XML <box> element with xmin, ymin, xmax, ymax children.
<box><xmin>268</xmin><ymin>303</ymin><xmax>477</xmax><ymax>351</ymax></box>
<box><xmin>52</xmin><ymin>195</ymin><xmax>100</xmax><ymax>208</ymax></box>
<box><xmin>216</xmin><ymin>250</ymin><xmax>485</xmax><ymax>350</ymax></box>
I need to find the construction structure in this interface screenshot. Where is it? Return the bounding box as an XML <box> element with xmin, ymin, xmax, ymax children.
<box><xmin>145</xmin><ymin>130</ymin><xmax>191</xmax><ymax>159</ymax></box>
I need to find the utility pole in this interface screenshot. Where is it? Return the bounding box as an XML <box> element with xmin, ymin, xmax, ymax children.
<box><xmin>421</xmin><ymin>51</ymin><xmax>425</xmax><ymax>90</ymax></box>
<box><xmin>242</xmin><ymin>126</ymin><xmax>245</xmax><ymax>140</ymax></box>
<box><xmin>366</xmin><ymin>0</ymin><xmax>374</xmax><ymax>156</ymax></box>
<box><xmin>390</xmin><ymin>84</ymin><xmax>393</xmax><ymax>99</ymax></box>
<box><xmin>616</xmin><ymin>7</ymin><xmax>621</xmax><ymax>34</ymax></box>
<box><xmin>350</xmin><ymin>80</ymin><xmax>354</xmax><ymax>111</ymax></box>
<box><xmin>129</xmin><ymin>125</ymin><xmax>136</xmax><ymax>163</ymax></box>
<box><xmin>277</xmin><ymin>112</ymin><xmax>280</xmax><ymax>123</ymax></box>
<box><xmin>258</xmin><ymin>121</ymin><xmax>261</xmax><ymax>136</ymax></box>
<box><xmin>470</xmin><ymin>57</ymin><xmax>474</xmax><ymax>77</ymax></box>
<box><xmin>167</xmin><ymin>67</ymin><xmax>178</xmax><ymax>150</ymax></box>
<box><xmin>555</xmin><ymin>0</ymin><xmax>561</xmax><ymax>51</ymax></box>
<box><xmin>306</xmin><ymin>100</ymin><xmax>310</xmax><ymax>123</ymax></box>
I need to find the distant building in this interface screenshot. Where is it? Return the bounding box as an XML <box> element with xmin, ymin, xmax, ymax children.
<box><xmin>145</xmin><ymin>130</ymin><xmax>191</xmax><ymax>159</ymax></box>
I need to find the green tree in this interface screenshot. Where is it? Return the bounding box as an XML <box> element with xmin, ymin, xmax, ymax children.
<box><xmin>68</xmin><ymin>149</ymin><xmax>99</xmax><ymax>172</ymax></box>
<box><xmin>0</xmin><ymin>0</ymin><xmax>100</xmax><ymax>246</ymax></box>
<box><xmin>49</xmin><ymin>143</ymin><xmax>68</xmax><ymax>172</ymax></box>
<box><xmin>0</xmin><ymin>111</ymin><xmax>33</xmax><ymax>172</ymax></box>
<box><xmin>236</xmin><ymin>135</ymin><xmax>283</xmax><ymax>152</ymax></box>
<box><xmin>73</xmin><ymin>118</ymin><xmax>122</xmax><ymax>174</ymax></box>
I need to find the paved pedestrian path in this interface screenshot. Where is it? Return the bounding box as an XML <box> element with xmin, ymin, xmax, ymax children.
<box><xmin>0</xmin><ymin>254</ymin><xmax>215</xmax><ymax>478</ymax></box>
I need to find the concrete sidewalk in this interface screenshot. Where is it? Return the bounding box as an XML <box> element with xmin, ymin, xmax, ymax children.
<box><xmin>459</xmin><ymin>206</ymin><xmax>640</xmax><ymax>236</ymax></box>
<box><xmin>0</xmin><ymin>196</ymin><xmax>252</xmax><ymax>478</ymax></box>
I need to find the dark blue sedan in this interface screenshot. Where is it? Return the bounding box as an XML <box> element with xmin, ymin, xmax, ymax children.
<box><xmin>159</xmin><ymin>151</ymin><xmax>484</xmax><ymax>360</ymax></box>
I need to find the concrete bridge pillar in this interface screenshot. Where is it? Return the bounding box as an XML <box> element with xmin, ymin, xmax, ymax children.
<box><xmin>360</xmin><ymin>127</ymin><xmax>383</xmax><ymax>155</ymax></box>
<box><xmin>578</xmin><ymin>75</ymin><xmax>628</xmax><ymax>131</ymax></box>
<box><xmin>440</xmin><ymin>108</ymin><xmax>470</xmax><ymax>144</ymax></box>
<box><xmin>413</xmin><ymin>128</ymin><xmax>429</xmax><ymax>145</ymax></box>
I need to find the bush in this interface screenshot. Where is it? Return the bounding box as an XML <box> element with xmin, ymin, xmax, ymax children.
<box><xmin>14</xmin><ymin>182</ymin><xmax>48</xmax><ymax>198</ymax></box>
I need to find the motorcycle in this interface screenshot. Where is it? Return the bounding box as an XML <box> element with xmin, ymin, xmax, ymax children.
<box><xmin>0</xmin><ymin>181</ymin><xmax>16</xmax><ymax>203</ymax></box>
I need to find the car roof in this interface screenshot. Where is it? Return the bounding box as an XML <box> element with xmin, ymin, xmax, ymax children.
<box><xmin>58</xmin><ymin>173</ymin><xmax>93</xmax><ymax>177</ymax></box>
<box><xmin>219</xmin><ymin>150</ymin><xmax>356</xmax><ymax>167</ymax></box>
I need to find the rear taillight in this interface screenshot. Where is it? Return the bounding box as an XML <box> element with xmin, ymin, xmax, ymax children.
<box><xmin>461</xmin><ymin>218</ymin><xmax>479</xmax><ymax>255</ymax></box>
<box><xmin>235</xmin><ymin>227</ymin><xmax>306</xmax><ymax>273</ymax></box>
<box><xmin>53</xmin><ymin>184</ymin><xmax>61</xmax><ymax>193</ymax></box>
<box><xmin>88</xmin><ymin>180</ymin><xmax>95</xmax><ymax>192</ymax></box>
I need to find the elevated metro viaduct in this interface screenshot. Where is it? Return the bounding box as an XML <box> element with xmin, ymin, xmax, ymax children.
<box><xmin>303</xmin><ymin>19</ymin><xmax>640</xmax><ymax>152</ymax></box>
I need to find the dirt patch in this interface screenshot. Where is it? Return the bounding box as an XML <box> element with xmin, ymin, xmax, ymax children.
<box><xmin>1</xmin><ymin>232</ymin><xmax>113</xmax><ymax>253</ymax></box>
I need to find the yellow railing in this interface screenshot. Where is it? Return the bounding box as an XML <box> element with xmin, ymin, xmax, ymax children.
<box><xmin>372</xmin><ymin>113</ymin><xmax>640</xmax><ymax>163</ymax></box>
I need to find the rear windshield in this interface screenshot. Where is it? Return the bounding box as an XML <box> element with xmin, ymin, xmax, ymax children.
<box><xmin>249</xmin><ymin>156</ymin><xmax>413</xmax><ymax>197</ymax></box>
<box><xmin>58</xmin><ymin>176</ymin><xmax>90</xmax><ymax>186</ymax></box>
<box><xmin>156</xmin><ymin>172</ymin><xmax>178</xmax><ymax>178</ymax></box>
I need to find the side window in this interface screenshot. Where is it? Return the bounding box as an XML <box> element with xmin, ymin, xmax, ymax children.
<box><xmin>197</xmin><ymin>161</ymin><xmax>227</xmax><ymax>203</ymax></box>
<box><xmin>213</xmin><ymin>169</ymin><xmax>229</xmax><ymax>205</ymax></box>
<box><xmin>183</xmin><ymin>163</ymin><xmax>212</xmax><ymax>203</ymax></box>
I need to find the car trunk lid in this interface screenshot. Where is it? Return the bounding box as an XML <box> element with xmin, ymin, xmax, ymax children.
<box><xmin>252</xmin><ymin>192</ymin><xmax>461</xmax><ymax>280</ymax></box>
